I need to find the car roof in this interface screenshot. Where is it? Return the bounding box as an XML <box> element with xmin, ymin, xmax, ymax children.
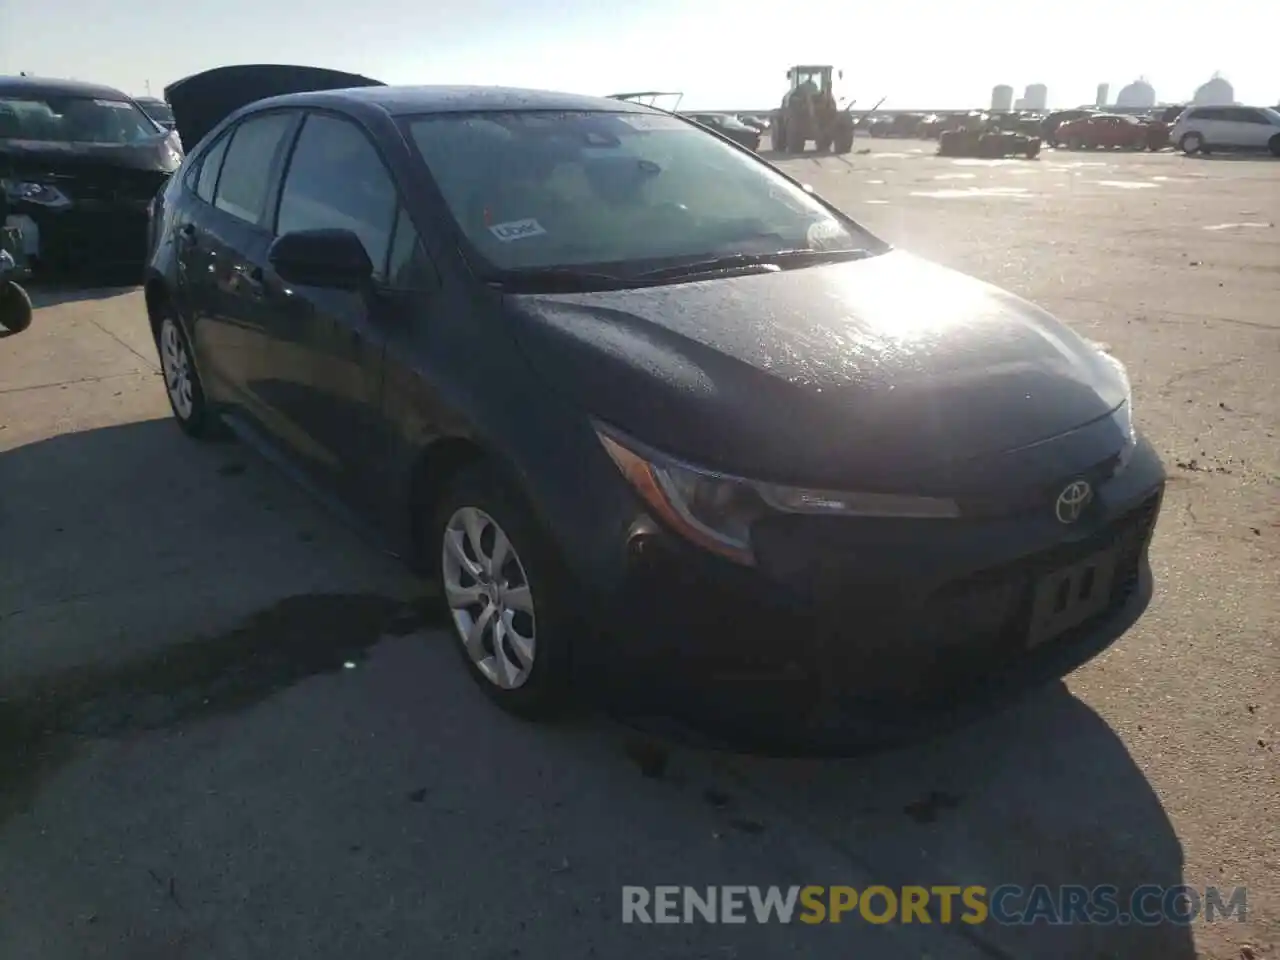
<box><xmin>0</xmin><ymin>74</ymin><xmax>132</xmax><ymax>101</ymax></box>
<box><xmin>254</xmin><ymin>85</ymin><xmax>658</xmax><ymax>118</ymax></box>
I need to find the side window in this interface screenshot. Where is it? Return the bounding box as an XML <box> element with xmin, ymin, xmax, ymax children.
<box><xmin>1235</xmin><ymin>109</ymin><xmax>1268</xmax><ymax>124</ymax></box>
<box><xmin>275</xmin><ymin>113</ymin><xmax>397</xmax><ymax>279</ymax></box>
<box><xmin>195</xmin><ymin>133</ymin><xmax>229</xmax><ymax>203</ymax></box>
<box><xmin>387</xmin><ymin>207</ymin><xmax>437</xmax><ymax>289</ymax></box>
<box><xmin>214</xmin><ymin>112</ymin><xmax>295</xmax><ymax>224</ymax></box>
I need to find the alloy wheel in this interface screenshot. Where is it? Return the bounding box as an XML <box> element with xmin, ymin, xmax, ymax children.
<box><xmin>159</xmin><ymin>317</ymin><xmax>195</xmax><ymax>420</ymax></box>
<box><xmin>441</xmin><ymin>506</ymin><xmax>537</xmax><ymax>689</ymax></box>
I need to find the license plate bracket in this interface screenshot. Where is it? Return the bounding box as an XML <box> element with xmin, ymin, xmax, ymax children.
<box><xmin>1027</xmin><ymin>547</ymin><xmax>1119</xmax><ymax>648</ymax></box>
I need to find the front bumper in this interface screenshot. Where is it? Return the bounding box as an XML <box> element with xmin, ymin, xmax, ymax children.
<box><xmin>8</xmin><ymin>199</ymin><xmax>152</xmax><ymax>273</ymax></box>
<box><xmin>588</xmin><ymin>441</ymin><xmax>1165</xmax><ymax>752</ymax></box>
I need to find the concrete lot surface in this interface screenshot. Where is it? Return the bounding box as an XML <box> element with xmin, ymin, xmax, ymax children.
<box><xmin>1</xmin><ymin>143</ymin><xmax>1276</xmax><ymax>959</ymax></box>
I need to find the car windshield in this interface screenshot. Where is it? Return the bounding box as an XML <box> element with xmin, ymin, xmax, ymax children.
<box><xmin>0</xmin><ymin>95</ymin><xmax>161</xmax><ymax>144</ymax></box>
<box><xmin>406</xmin><ymin>110</ymin><xmax>878</xmax><ymax>275</ymax></box>
<box><xmin>140</xmin><ymin>101</ymin><xmax>174</xmax><ymax>125</ymax></box>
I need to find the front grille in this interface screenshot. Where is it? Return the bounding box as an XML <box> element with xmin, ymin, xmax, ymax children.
<box><xmin>877</xmin><ymin>489</ymin><xmax>1162</xmax><ymax>703</ymax></box>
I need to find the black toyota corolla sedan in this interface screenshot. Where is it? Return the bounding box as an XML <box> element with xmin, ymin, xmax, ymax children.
<box><xmin>145</xmin><ymin>65</ymin><xmax>1164</xmax><ymax>738</ymax></box>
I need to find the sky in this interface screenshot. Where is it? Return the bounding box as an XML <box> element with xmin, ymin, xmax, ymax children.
<box><xmin>3</xmin><ymin>0</ymin><xmax>1275</xmax><ymax>111</ymax></box>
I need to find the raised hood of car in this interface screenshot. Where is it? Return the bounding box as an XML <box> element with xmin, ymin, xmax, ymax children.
<box><xmin>164</xmin><ymin>64</ymin><xmax>384</xmax><ymax>151</ymax></box>
<box><xmin>507</xmin><ymin>251</ymin><xmax>1129</xmax><ymax>492</ymax></box>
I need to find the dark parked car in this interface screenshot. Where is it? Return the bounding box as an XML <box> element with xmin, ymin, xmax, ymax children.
<box><xmin>146</xmin><ymin>66</ymin><xmax>1164</xmax><ymax>743</ymax></box>
<box><xmin>136</xmin><ymin>96</ymin><xmax>176</xmax><ymax>131</ymax></box>
<box><xmin>0</xmin><ymin>75</ymin><xmax>183</xmax><ymax>274</ymax></box>
<box><xmin>686</xmin><ymin>113</ymin><xmax>761</xmax><ymax>150</ymax></box>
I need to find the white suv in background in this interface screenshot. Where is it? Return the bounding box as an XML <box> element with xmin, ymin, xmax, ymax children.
<box><xmin>1168</xmin><ymin>105</ymin><xmax>1280</xmax><ymax>156</ymax></box>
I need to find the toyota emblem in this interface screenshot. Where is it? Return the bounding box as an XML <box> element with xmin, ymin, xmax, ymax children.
<box><xmin>1055</xmin><ymin>480</ymin><xmax>1093</xmax><ymax>524</ymax></box>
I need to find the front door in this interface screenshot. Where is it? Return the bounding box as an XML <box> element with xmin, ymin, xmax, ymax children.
<box><xmin>258</xmin><ymin>111</ymin><xmax>405</xmax><ymax>507</ymax></box>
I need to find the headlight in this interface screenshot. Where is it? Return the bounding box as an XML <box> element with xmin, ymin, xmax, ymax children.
<box><xmin>1093</xmin><ymin>348</ymin><xmax>1137</xmax><ymax>470</ymax></box>
<box><xmin>596</xmin><ymin>427</ymin><xmax>959</xmax><ymax>566</ymax></box>
<box><xmin>1</xmin><ymin>178</ymin><xmax>71</xmax><ymax>210</ymax></box>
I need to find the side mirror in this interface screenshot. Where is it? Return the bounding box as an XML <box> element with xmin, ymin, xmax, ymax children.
<box><xmin>268</xmin><ymin>228</ymin><xmax>373</xmax><ymax>290</ymax></box>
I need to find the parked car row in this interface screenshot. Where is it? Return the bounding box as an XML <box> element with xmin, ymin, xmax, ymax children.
<box><xmin>862</xmin><ymin>103</ymin><xmax>1280</xmax><ymax>158</ymax></box>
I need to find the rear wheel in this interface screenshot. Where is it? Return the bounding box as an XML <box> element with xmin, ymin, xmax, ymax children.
<box><xmin>1269</xmin><ymin>134</ymin><xmax>1280</xmax><ymax>158</ymax></box>
<box><xmin>434</xmin><ymin>463</ymin><xmax>576</xmax><ymax>719</ymax></box>
<box><xmin>155</xmin><ymin>313</ymin><xmax>219</xmax><ymax>439</ymax></box>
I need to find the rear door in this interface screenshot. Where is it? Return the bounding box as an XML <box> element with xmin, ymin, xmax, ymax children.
<box><xmin>258</xmin><ymin>110</ymin><xmax>419</xmax><ymax>506</ymax></box>
<box><xmin>195</xmin><ymin>109</ymin><xmax>300</xmax><ymax>421</ymax></box>
<box><xmin>1225</xmin><ymin>108</ymin><xmax>1273</xmax><ymax>148</ymax></box>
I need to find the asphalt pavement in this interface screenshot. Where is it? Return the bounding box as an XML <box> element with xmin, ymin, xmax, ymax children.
<box><xmin>1</xmin><ymin>141</ymin><xmax>1276</xmax><ymax>960</ymax></box>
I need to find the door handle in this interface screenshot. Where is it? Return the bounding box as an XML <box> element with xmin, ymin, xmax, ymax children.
<box><xmin>229</xmin><ymin>263</ymin><xmax>266</xmax><ymax>298</ymax></box>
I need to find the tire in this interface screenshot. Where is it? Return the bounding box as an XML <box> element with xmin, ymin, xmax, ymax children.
<box><xmin>1067</xmin><ymin>136</ymin><xmax>1083</xmax><ymax>150</ymax></box>
<box><xmin>1269</xmin><ymin>134</ymin><xmax>1280</xmax><ymax>158</ymax></box>
<box><xmin>770</xmin><ymin>118</ymin><xmax>786</xmax><ymax>153</ymax></box>
<box><xmin>154</xmin><ymin>310</ymin><xmax>219</xmax><ymax>439</ymax></box>
<box><xmin>433</xmin><ymin>462</ymin><xmax>575</xmax><ymax>719</ymax></box>
<box><xmin>1180</xmin><ymin>132</ymin><xmax>1204</xmax><ymax>155</ymax></box>
<box><xmin>833</xmin><ymin>124</ymin><xmax>854</xmax><ymax>154</ymax></box>
<box><xmin>0</xmin><ymin>280</ymin><xmax>33</xmax><ymax>335</ymax></box>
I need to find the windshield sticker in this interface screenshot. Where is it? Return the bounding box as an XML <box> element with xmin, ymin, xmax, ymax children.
<box><xmin>488</xmin><ymin>218</ymin><xmax>547</xmax><ymax>243</ymax></box>
<box><xmin>613</xmin><ymin>114</ymin><xmax>679</xmax><ymax>131</ymax></box>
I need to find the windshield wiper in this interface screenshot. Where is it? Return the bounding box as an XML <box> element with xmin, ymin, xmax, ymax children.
<box><xmin>634</xmin><ymin>248</ymin><xmax>874</xmax><ymax>282</ymax></box>
<box><xmin>483</xmin><ymin>266</ymin><xmax>633</xmax><ymax>293</ymax></box>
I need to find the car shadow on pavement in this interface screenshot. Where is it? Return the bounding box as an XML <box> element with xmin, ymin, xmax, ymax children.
<box><xmin>27</xmin><ymin>281</ymin><xmax>141</xmax><ymax>309</ymax></box>
<box><xmin>0</xmin><ymin>417</ymin><xmax>1197</xmax><ymax>960</ymax></box>
<box><xmin>696</xmin><ymin>686</ymin><xmax>1198</xmax><ymax>959</ymax></box>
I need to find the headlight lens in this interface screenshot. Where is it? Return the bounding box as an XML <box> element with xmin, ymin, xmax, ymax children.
<box><xmin>1</xmin><ymin>178</ymin><xmax>71</xmax><ymax>209</ymax></box>
<box><xmin>1095</xmin><ymin>349</ymin><xmax>1137</xmax><ymax>471</ymax></box>
<box><xmin>597</xmin><ymin>427</ymin><xmax>959</xmax><ymax>565</ymax></box>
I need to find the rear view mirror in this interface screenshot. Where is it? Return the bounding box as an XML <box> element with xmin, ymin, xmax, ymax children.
<box><xmin>268</xmin><ymin>229</ymin><xmax>372</xmax><ymax>290</ymax></box>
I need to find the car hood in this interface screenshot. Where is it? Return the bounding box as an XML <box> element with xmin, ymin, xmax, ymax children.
<box><xmin>0</xmin><ymin>135</ymin><xmax>181</xmax><ymax>175</ymax></box>
<box><xmin>506</xmin><ymin>250</ymin><xmax>1130</xmax><ymax>492</ymax></box>
<box><xmin>164</xmin><ymin>64</ymin><xmax>384</xmax><ymax>152</ymax></box>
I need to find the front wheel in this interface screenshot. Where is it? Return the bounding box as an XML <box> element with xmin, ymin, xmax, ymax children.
<box><xmin>832</xmin><ymin>125</ymin><xmax>854</xmax><ymax>154</ymax></box>
<box><xmin>1180</xmin><ymin>132</ymin><xmax>1204</xmax><ymax>155</ymax></box>
<box><xmin>155</xmin><ymin>313</ymin><xmax>219</xmax><ymax>439</ymax></box>
<box><xmin>434</xmin><ymin>463</ymin><xmax>576</xmax><ymax>719</ymax></box>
